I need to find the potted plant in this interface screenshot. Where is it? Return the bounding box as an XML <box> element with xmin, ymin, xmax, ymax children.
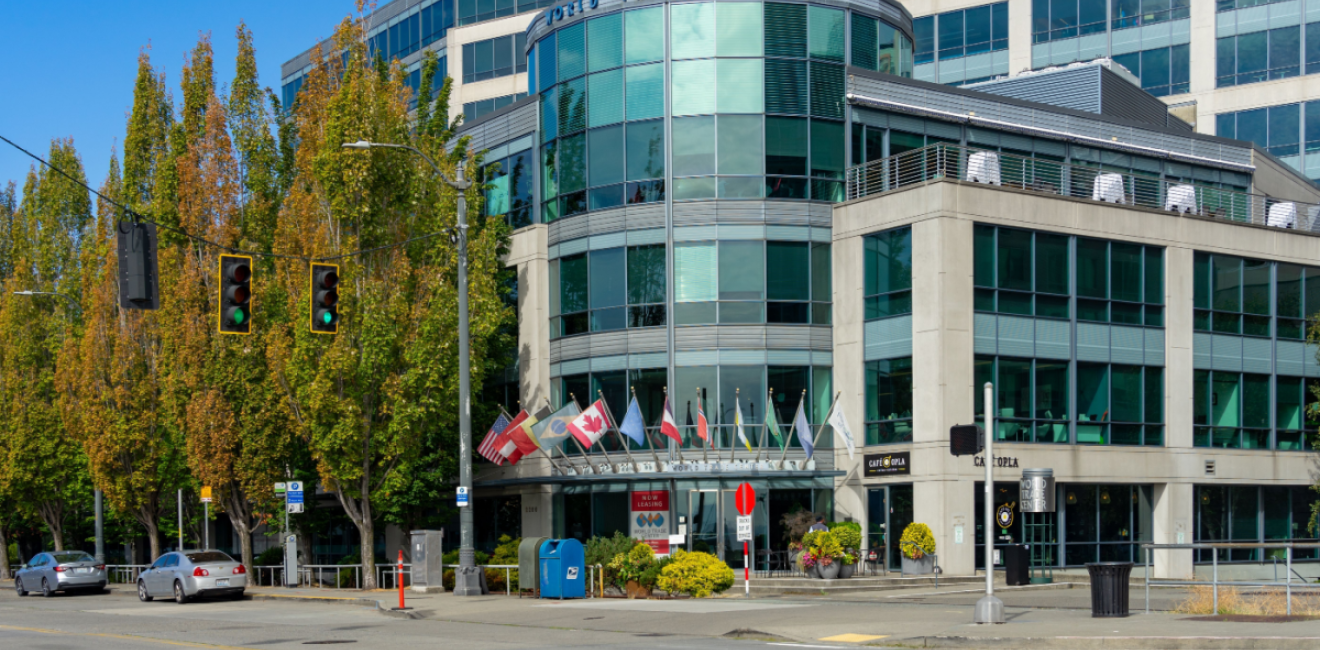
<box><xmin>808</xmin><ymin>531</ymin><xmax>843</xmax><ymax>579</ymax></box>
<box><xmin>829</xmin><ymin>522</ymin><xmax>863</xmax><ymax>579</ymax></box>
<box><xmin>899</xmin><ymin>523</ymin><xmax>937</xmax><ymax>576</ymax></box>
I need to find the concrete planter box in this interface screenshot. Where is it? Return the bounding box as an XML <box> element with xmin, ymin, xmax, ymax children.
<box><xmin>901</xmin><ymin>554</ymin><xmax>936</xmax><ymax>576</ymax></box>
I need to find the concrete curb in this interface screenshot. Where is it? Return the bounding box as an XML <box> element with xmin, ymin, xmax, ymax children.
<box><xmin>896</xmin><ymin>635</ymin><xmax>1320</xmax><ymax>649</ymax></box>
<box><xmin>247</xmin><ymin>592</ymin><xmax>433</xmax><ymax>620</ymax></box>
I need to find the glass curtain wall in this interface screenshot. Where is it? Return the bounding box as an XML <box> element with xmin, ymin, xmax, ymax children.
<box><xmin>672</xmin><ymin>239</ymin><xmax>831</xmax><ymax>326</ymax></box>
<box><xmin>1196</xmin><ymin>485</ymin><xmax>1320</xmax><ymax>562</ymax></box>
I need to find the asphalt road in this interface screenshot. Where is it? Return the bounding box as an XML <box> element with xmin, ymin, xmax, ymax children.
<box><xmin>0</xmin><ymin>588</ymin><xmax>826</xmax><ymax>650</ymax></box>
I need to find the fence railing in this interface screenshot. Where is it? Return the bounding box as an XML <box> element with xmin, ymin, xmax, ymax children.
<box><xmin>845</xmin><ymin>143</ymin><xmax>1320</xmax><ymax>232</ymax></box>
<box><xmin>106</xmin><ymin>565</ymin><xmax>150</xmax><ymax>584</ymax></box>
<box><xmin>1141</xmin><ymin>542</ymin><xmax>1320</xmax><ymax>615</ymax></box>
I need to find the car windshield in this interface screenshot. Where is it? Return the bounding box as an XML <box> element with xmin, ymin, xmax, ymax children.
<box><xmin>51</xmin><ymin>552</ymin><xmax>94</xmax><ymax>563</ymax></box>
<box><xmin>186</xmin><ymin>551</ymin><xmax>234</xmax><ymax>563</ymax></box>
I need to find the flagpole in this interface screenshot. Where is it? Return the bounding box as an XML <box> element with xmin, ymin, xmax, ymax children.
<box><xmin>778</xmin><ymin>390</ymin><xmax>805</xmax><ymax>467</ymax></box>
<box><xmin>756</xmin><ymin>389</ymin><xmax>772</xmax><ymax>463</ymax></box>
<box><xmin>543</xmin><ymin>396</ymin><xmax>582</xmax><ymax>471</ymax></box>
<box><xmin>809</xmin><ymin>391</ymin><xmax>842</xmax><ymax>459</ymax></box>
<box><xmin>634</xmin><ymin>386</ymin><xmax>664</xmax><ymax>470</ymax></box>
<box><xmin>697</xmin><ymin>388</ymin><xmax>709</xmax><ymax>464</ymax></box>
<box><xmin>569</xmin><ymin>394</ymin><xmax>613</xmax><ymax>470</ymax></box>
<box><xmin>598</xmin><ymin>389</ymin><xmax>639</xmax><ymax>471</ymax></box>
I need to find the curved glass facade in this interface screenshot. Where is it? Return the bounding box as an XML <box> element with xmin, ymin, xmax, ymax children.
<box><xmin>530</xmin><ymin>1</ymin><xmax>914</xmax><ymax>220</ymax></box>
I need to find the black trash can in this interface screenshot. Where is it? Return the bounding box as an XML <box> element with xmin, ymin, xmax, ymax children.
<box><xmin>1003</xmin><ymin>545</ymin><xmax>1029</xmax><ymax>586</ymax></box>
<box><xmin>1085</xmin><ymin>562</ymin><xmax>1134</xmax><ymax>618</ymax></box>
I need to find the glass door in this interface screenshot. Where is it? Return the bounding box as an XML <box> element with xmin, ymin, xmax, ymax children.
<box><xmin>688</xmin><ymin>490</ymin><xmax>721</xmax><ymax>557</ymax></box>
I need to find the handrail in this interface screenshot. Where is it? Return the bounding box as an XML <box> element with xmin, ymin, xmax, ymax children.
<box><xmin>845</xmin><ymin>143</ymin><xmax>1320</xmax><ymax>233</ymax></box>
<box><xmin>1141</xmin><ymin>542</ymin><xmax>1320</xmax><ymax>615</ymax></box>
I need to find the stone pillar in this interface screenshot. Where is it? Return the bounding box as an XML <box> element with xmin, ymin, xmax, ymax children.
<box><xmin>519</xmin><ymin>487</ymin><xmax>554</xmax><ymax>538</ymax></box>
<box><xmin>509</xmin><ymin>225</ymin><xmax>552</xmax><ymax>407</ymax></box>
<box><xmin>914</xmin><ymin>478</ymin><xmax>976</xmax><ymax>576</ymax></box>
<box><xmin>1164</xmin><ymin>246</ymin><xmax>1195</xmax><ymax>450</ymax></box>
<box><xmin>1153</xmin><ymin>482</ymin><xmax>1194</xmax><ymax>579</ymax></box>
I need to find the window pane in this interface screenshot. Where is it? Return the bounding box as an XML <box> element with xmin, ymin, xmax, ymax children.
<box><xmin>673</xmin><ymin>59</ymin><xmax>716</xmax><ymax>116</ymax></box>
<box><xmin>1140</xmin><ymin>47</ymin><xmax>1170</xmax><ymax>91</ymax></box>
<box><xmin>1238</xmin><ymin>31</ymin><xmax>1267</xmax><ymax>76</ymax></box>
<box><xmin>1111</xmin><ymin>242</ymin><xmax>1142</xmax><ymax>303</ymax></box>
<box><xmin>560</xmin><ymin>254</ymin><xmax>589</xmax><ymax>313</ymax></box>
<box><xmin>675</xmin><ymin>242</ymin><xmax>717</xmax><ymax>302</ymax></box>
<box><xmin>1034</xmin><ymin>232</ymin><xmax>1069</xmax><ymax>295</ymax></box>
<box><xmin>1077</xmin><ymin>238</ymin><xmax>1108</xmax><ymax>298</ymax></box>
<box><xmin>766</xmin><ymin>59</ymin><xmax>807</xmax><ymax>115</ymax></box>
<box><xmin>1278</xmin><ymin>376</ymin><xmax>1302</xmax><ymax>430</ymax></box>
<box><xmin>808</xmin><ymin>6</ymin><xmax>845</xmax><ymax>62</ymax></box>
<box><xmin>559</xmin><ymin>133</ymin><xmax>586</xmax><ymax>193</ymax></box>
<box><xmin>626</xmin><ymin>119</ymin><xmax>665</xmax><ymax>181</ymax></box>
<box><xmin>1036</xmin><ymin>359</ymin><xmax>1069</xmax><ymax>421</ymax></box>
<box><xmin>672</xmin><ymin>116</ymin><xmax>716</xmax><ymax>176</ymax></box>
<box><xmin>718</xmin><ymin>115</ymin><xmax>763</xmax><ymax>175</ymax></box>
<box><xmin>587</xmin><ymin>69</ymin><xmax>623</xmax><ymax>128</ymax></box>
<box><xmin>939</xmin><ymin>9</ymin><xmax>965</xmax><ymax>59</ymax></box>
<box><xmin>1270</xmin><ymin>25</ymin><xmax>1300</xmax><ymax>75</ymax></box>
<box><xmin>675</xmin><ymin>367</ymin><xmax>718</xmax><ymax>429</ymax></box>
<box><xmin>1111</xmin><ymin>365</ymin><xmax>1142</xmax><ymax>423</ymax></box>
<box><xmin>587</xmin><ymin>13</ymin><xmax>623</xmax><ymax>73</ymax></box>
<box><xmin>625</xmin><ymin>63</ymin><xmax>664</xmax><ymax>121</ymax></box>
<box><xmin>869</xmin><ymin>358</ymin><xmax>914</xmax><ymax>431</ymax></box>
<box><xmin>1242</xmin><ymin>259</ymin><xmax>1270</xmax><ymax>315</ymax></box>
<box><xmin>914</xmin><ymin>16</ymin><xmax>935</xmax><ymax>63</ymax></box>
<box><xmin>717</xmin><ymin>2</ymin><xmax>763</xmax><ymax>56</ymax></box>
<box><xmin>588</xmin><ymin>125</ymin><xmax>624</xmax><ymax>188</ymax></box>
<box><xmin>672</xmin><ymin>2</ymin><xmax>715</xmax><ymax>60</ymax></box>
<box><xmin>766</xmin><ymin>117</ymin><xmax>808</xmax><ymax>175</ymax></box>
<box><xmin>719</xmin><ymin>240</ymin><xmax>764</xmax><ymax>300</ymax></box>
<box><xmin>627</xmin><ymin>244</ymin><xmax>665</xmax><ymax>305</ymax></box>
<box><xmin>559</xmin><ymin>78</ymin><xmax>587</xmax><ymax>134</ymax></box>
<box><xmin>558</xmin><ymin>22</ymin><xmax>585</xmax><ymax>80</ymax></box>
<box><xmin>590</xmin><ymin>248</ymin><xmax>626</xmax><ymax>309</ymax></box>
<box><xmin>765</xmin><ymin>2</ymin><xmax>807</xmax><ymax>58</ymax></box>
<box><xmin>811</xmin><ymin>242</ymin><xmax>831</xmax><ymax>302</ymax></box>
<box><xmin>767</xmin><ymin>242</ymin><xmax>810</xmax><ymax>300</ymax></box>
<box><xmin>1213</xmin><ymin>255</ymin><xmax>1241</xmax><ymax>313</ymax></box>
<box><xmin>1243</xmin><ymin>373</ymin><xmax>1270</xmax><ymax>429</ymax></box>
<box><xmin>1212</xmin><ymin>373</ymin><xmax>1240</xmax><ymax>427</ymax></box>
<box><xmin>721</xmin><ymin>365</ymin><xmax>765</xmax><ymax>425</ymax></box>
<box><xmin>809</xmin><ymin>62</ymin><xmax>845</xmax><ymax>119</ymax></box>
<box><xmin>974</xmin><ymin>225</ymin><xmax>995</xmax><ymax>287</ymax></box>
<box><xmin>1077</xmin><ymin>364</ymin><xmax>1109</xmax><ymax>440</ymax></box>
<box><xmin>1305</xmin><ymin>266</ymin><xmax>1320</xmax><ymax>317</ymax></box>
<box><xmin>998</xmin><ymin>358</ymin><xmax>1032</xmax><ymax>422</ymax></box>
<box><xmin>810</xmin><ymin>119</ymin><xmax>844</xmax><ymax>178</ymax></box>
<box><xmin>851</xmin><ymin>14</ymin><xmax>878</xmax><ymax>70</ymax></box>
<box><xmin>1145</xmin><ymin>367</ymin><xmax>1163</xmax><ymax>424</ymax></box>
<box><xmin>1144</xmin><ymin>248</ymin><xmax>1163</xmax><ymax>305</ymax></box>
<box><xmin>996</xmin><ymin>228</ymin><xmax>1032</xmax><ymax>291</ymax></box>
<box><xmin>625</xmin><ymin>7</ymin><xmax>664</xmax><ymax>64</ymax></box>
<box><xmin>718</xmin><ymin>58</ymin><xmax>765</xmax><ymax>113</ymax></box>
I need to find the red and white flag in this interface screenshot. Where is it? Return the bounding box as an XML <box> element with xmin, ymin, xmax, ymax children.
<box><xmin>568</xmin><ymin>399</ymin><xmax>609</xmax><ymax>447</ymax></box>
<box><xmin>696</xmin><ymin>396</ymin><xmax>709</xmax><ymax>444</ymax></box>
<box><xmin>659</xmin><ymin>396</ymin><xmax>682</xmax><ymax>444</ymax></box>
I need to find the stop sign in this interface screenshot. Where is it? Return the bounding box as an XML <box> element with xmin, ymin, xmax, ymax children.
<box><xmin>735</xmin><ymin>482</ymin><xmax>756</xmax><ymax>516</ymax></box>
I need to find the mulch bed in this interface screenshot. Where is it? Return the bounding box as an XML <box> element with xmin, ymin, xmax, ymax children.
<box><xmin>1182</xmin><ymin>615</ymin><xmax>1320</xmax><ymax>623</ymax></box>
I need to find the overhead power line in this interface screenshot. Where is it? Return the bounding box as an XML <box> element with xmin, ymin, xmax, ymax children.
<box><xmin>0</xmin><ymin>133</ymin><xmax>460</xmax><ymax>263</ymax></box>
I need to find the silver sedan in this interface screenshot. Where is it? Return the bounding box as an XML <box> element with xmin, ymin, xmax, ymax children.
<box><xmin>137</xmin><ymin>550</ymin><xmax>247</xmax><ymax>604</ymax></box>
<box><xmin>14</xmin><ymin>551</ymin><xmax>107</xmax><ymax>597</ymax></box>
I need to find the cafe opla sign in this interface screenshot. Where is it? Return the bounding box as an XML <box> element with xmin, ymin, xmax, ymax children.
<box><xmin>543</xmin><ymin>0</ymin><xmax>600</xmax><ymax>26</ymax></box>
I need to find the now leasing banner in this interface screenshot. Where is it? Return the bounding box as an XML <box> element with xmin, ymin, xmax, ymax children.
<box><xmin>630</xmin><ymin>490</ymin><xmax>671</xmax><ymax>555</ymax></box>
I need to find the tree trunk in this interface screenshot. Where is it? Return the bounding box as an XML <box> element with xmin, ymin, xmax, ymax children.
<box><xmin>357</xmin><ymin>516</ymin><xmax>376</xmax><ymax>590</ymax></box>
<box><xmin>0</xmin><ymin>524</ymin><xmax>10</xmax><ymax>580</ymax></box>
<box><xmin>37</xmin><ymin>500</ymin><xmax>65</xmax><ymax>551</ymax></box>
<box><xmin>140</xmin><ymin>514</ymin><xmax>162</xmax><ymax>561</ymax></box>
<box><xmin>223</xmin><ymin>484</ymin><xmax>255</xmax><ymax>575</ymax></box>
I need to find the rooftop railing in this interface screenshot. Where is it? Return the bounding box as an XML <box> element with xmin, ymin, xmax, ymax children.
<box><xmin>845</xmin><ymin>143</ymin><xmax>1320</xmax><ymax>232</ymax></box>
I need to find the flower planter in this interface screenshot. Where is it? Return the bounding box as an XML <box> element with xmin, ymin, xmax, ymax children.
<box><xmin>817</xmin><ymin>562</ymin><xmax>841</xmax><ymax>580</ymax></box>
<box><xmin>901</xmin><ymin>554</ymin><xmax>936</xmax><ymax>576</ymax></box>
<box><xmin>839</xmin><ymin>562</ymin><xmax>856</xmax><ymax>579</ymax></box>
<box><xmin>625</xmin><ymin>580</ymin><xmax>652</xmax><ymax>599</ymax></box>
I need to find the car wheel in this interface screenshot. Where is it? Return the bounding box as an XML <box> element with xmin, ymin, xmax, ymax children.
<box><xmin>230</xmin><ymin>590</ymin><xmax>245</xmax><ymax>601</ymax></box>
<box><xmin>14</xmin><ymin>578</ymin><xmax>26</xmax><ymax>597</ymax></box>
<box><xmin>41</xmin><ymin>579</ymin><xmax>53</xmax><ymax>598</ymax></box>
<box><xmin>173</xmin><ymin>581</ymin><xmax>187</xmax><ymax>605</ymax></box>
<box><xmin>137</xmin><ymin>580</ymin><xmax>153</xmax><ymax>602</ymax></box>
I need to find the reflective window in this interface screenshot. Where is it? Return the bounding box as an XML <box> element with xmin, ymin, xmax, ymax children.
<box><xmin>1032</xmin><ymin>0</ymin><xmax>1108</xmax><ymax>43</ymax></box>
<box><xmin>673</xmin><ymin>240</ymin><xmax>831</xmax><ymax>326</ymax></box>
<box><xmin>1112</xmin><ymin>44</ymin><xmax>1190</xmax><ymax>96</ymax></box>
<box><xmin>481</xmin><ymin>146</ymin><xmax>535</xmax><ymax>228</ymax></box>
<box><xmin>914</xmin><ymin>2</ymin><xmax>1007</xmax><ymax>63</ymax></box>
<box><xmin>1217</xmin><ymin>0</ymin><xmax>1291</xmax><ymax>11</ymax></box>
<box><xmin>1194</xmin><ymin>372</ymin><xmax>1316</xmax><ymax>450</ymax></box>
<box><xmin>554</xmin><ymin>368</ymin><xmax>668</xmax><ymax>453</ymax></box>
<box><xmin>1191</xmin><ymin>252</ymin><xmax>1320</xmax><ymax>338</ymax></box>
<box><xmin>551</xmin><ymin>245</ymin><xmax>667</xmax><ymax>337</ymax></box>
<box><xmin>463</xmin><ymin>93</ymin><xmax>528</xmax><ymax>122</ymax></box>
<box><xmin>1112</xmin><ymin>0</ymin><xmax>1189</xmax><ymax>30</ymax></box>
<box><xmin>1217</xmin><ymin>25</ymin><xmax>1302</xmax><ymax>88</ymax></box>
<box><xmin>1216</xmin><ymin>103</ymin><xmax>1301</xmax><ymax>158</ymax></box>
<box><xmin>866</xmin><ymin>358</ymin><xmax>913</xmax><ymax>444</ymax></box>
<box><xmin>863</xmin><ymin>227</ymin><xmax>912</xmax><ymax>320</ymax></box>
<box><xmin>462</xmin><ymin>33</ymin><xmax>527</xmax><ymax>83</ymax></box>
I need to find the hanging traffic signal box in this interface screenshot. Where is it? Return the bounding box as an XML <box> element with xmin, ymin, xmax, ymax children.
<box><xmin>310</xmin><ymin>263</ymin><xmax>339</xmax><ymax>334</ymax></box>
<box><xmin>218</xmin><ymin>254</ymin><xmax>253</xmax><ymax>335</ymax></box>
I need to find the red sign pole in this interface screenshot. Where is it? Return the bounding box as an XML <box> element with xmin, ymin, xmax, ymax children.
<box><xmin>744</xmin><ymin>541</ymin><xmax>750</xmax><ymax>597</ymax></box>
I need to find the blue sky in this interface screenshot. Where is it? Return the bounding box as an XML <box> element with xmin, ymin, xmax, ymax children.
<box><xmin>0</xmin><ymin>1</ymin><xmax>367</xmax><ymax>200</ymax></box>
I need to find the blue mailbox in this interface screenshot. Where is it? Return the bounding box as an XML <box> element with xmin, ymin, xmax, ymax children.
<box><xmin>539</xmin><ymin>538</ymin><xmax>586</xmax><ymax>599</ymax></box>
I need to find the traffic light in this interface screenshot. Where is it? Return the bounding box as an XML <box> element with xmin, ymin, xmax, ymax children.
<box><xmin>117</xmin><ymin>221</ymin><xmax>159</xmax><ymax>310</ymax></box>
<box><xmin>950</xmin><ymin>424</ymin><xmax>982</xmax><ymax>456</ymax></box>
<box><xmin>218</xmin><ymin>254</ymin><xmax>253</xmax><ymax>335</ymax></box>
<box><xmin>310</xmin><ymin>263</ymin><xmax>339</xmax><ymax>334</ymax></box>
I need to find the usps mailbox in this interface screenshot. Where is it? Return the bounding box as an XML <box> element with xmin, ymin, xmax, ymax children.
<box><xmin>538</xmin><ymin>538</ymin><xmax>585</xmax><ymax>599</ymax></box>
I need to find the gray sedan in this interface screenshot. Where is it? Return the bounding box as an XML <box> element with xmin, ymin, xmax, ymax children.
<box><xmin>14</xmin><ymin>551</ymin><xmax>107</xmax><ymax>597</ymax></box>
<box><xmin>137</xmin><ymin>550</ymin><xmax>247</xmax><ymax>604</ymax></box>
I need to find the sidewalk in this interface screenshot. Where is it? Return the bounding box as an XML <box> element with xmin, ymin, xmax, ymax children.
<box><xmin>231</xmin><ymin>582</ymin><xmax>1320</xmax><ymax>648</ymax></box>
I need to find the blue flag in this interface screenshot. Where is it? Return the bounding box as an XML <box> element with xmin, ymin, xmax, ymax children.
<box><xmin>619</xmin><ymin>396</ymin><xmax>646</xmax><ymax>446</ymax></box>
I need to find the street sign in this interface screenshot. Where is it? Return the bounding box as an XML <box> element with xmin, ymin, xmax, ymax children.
<box><xmin>200</xmin><ymin>486</ymin><xmax>212</xmax><ymax>503</ymax></box>
<box><xmin>287</xmin><ymin>502</ymin><xmax>304</xmax><ymax>514</ymax></box>
<box><xmin>735</xmin><ymin>482</ymin><xmax>755</xmax><ymax>516</ymax></box>
<box><xmin>274</xmin><ymin>482</ymin><xmax>286</xmax><ymax>494</ymax></box>
<box><xmin>457</xmin><ymin>486</ymin><xmax>470</xmax><ymax>507</ymax></box>
<box><xmin>736</xmin><ymin>515</ymin><xmax>752</xmax><ymax>541</ymax></box>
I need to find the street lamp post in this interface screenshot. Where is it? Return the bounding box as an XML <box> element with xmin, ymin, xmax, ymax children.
<box><xmin>12</xmin><ymin>290</ymin><xmax>103</xmax><ymax>564</ymax></box>
<box><xmin>340</xmin><ymin>140</ymin><xmax>483</xmax><ymax>596</ymax></box>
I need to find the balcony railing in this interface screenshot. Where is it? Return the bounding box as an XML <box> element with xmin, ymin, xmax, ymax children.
<box><xmin>845</xmin><ymin>143</ymin><xmax>1320</xmax><ymax>232</ymax></box>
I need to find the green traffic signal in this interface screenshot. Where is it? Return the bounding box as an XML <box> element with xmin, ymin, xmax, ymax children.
<box><xmin>219</xmin><ymin>254</ymin><xmax>254</xmax><ymax>335</ymax></box>
<box><xmin>310</xmin><ymin>263</ymin><xmax>340</xmax><ymax>334</ymax></box>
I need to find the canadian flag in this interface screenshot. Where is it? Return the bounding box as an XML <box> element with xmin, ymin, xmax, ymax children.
<box><xmin>568</xmin><ymin>399</ymin><xmax>609</xmax><ymax>447</ymax></box>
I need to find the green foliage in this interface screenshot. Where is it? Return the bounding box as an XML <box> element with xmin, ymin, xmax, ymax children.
<box><xmin>827</xmin><ymin>522</ymin><xmax>862</xmax><ymax>550</ymax></box>
<box><xmin>655</xmin><ymin>549</ymin><xmax>734</xmax><ymax>598</ymax></box>
<box><xmin>606</xmin><ymin>542</ymin><xmax>656</xmax><ymax>588</ymax></box>
<box><xmin>586</xmin><ymin>532</ymin><xmax>637</xmax><ymax>567</ymax></box>
<box><xmin>809</xmin><ymin>531</ymin><xmax>842</xmax><ymax>563</ymax></box>
<box><xmin>254</xmin><ymin>546</ymin><xmax>284</xmax><ymax>566</ymax></box>
<box><xmin>900</xmin><ymin>523</ymin><xmax>936</xmax><ymax>559</ymax></box>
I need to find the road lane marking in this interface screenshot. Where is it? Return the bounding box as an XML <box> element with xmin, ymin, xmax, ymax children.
<box><xmin>0</xmin><ymin>624</ymin><xmax>263</xmax><ymax>649</ymax></box>
<box><xmin>818</xmin><ymin>634</ymin><xmax>888</xmax><ymax>643</ymax></box>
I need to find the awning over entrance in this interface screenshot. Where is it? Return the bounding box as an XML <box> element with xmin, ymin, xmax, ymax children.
<box><xmin>475</xmin><ymin>469</ymin><xmax>845</xmax><ymax>488</ymax></box>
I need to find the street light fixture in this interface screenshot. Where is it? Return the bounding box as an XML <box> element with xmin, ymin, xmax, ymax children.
<box><xmin>340</xmin><ymin>139</ymin><xmax>483</xmax><ymax>596</ymax></box>
<box><xmin>12</xmin><ymin>290</ymin><xmax>104</xmax><ymax>564</ymax></box>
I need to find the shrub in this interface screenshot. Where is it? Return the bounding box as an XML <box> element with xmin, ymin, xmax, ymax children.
<box><xmin>638</xmin><ymin>556</ymin><xmax>671</xmax><ymax>589</ymax></box>
<box><xmin>586</xmin><ymin>532</ymin><xmax>639</xmax><ymax>585</ymax></box>
<box><xmin>607</xmin><ymin>542</ymin><xmax>656</xmax><ymax>588</ymax></box>
<box><xmin>899</xmin><ymin>523</ymin><xmax>936</xmax><ymax>559</ymax></box>
<box><xmin>254</xmin><ymin>546</ymin><xmax>284</xmax><ymax>567</ymax></box>
<box><xmin>828</xmin><ymin>522</ymin><xmax>862</xmax><ymax>552</ymax></box>
<box><xmin>490</xmin><ymin>535</ymin><xmax>520</xmax><ymax>587</ymax></box>
<box><xmin>656</xmin><ymin>549</ymin><xmax>734</xmax><ymax>598</ymax></box>
<box><xmin>780</xmin><ymin>509</ymin><xmax>819</xmax><ymax>545</ymax></box>
<box><xmin>809</xmin><ymin>531</ymin><xmax>843</xmax><ymax>566</ymax></box>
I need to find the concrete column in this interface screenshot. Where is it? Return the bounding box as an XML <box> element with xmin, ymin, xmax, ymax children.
<box><xmin>1165</xmin><ymin>246</ymin><xmax>1194</xmax><ymax>450</ymax></box>
<box><xmin>832</xmin><ymin>233</ymin><xmax>867</xmax><ymax>464</ymax></box>
<box><xmin>519</xmin><ymin>487</ymin><xmax>554</xmax><ymax>538</ymax></box>
<box><xmin>1186</xmin><ymin>0</ymin><xmax>1219</xmax><ymax>131</ymax></box>
<box><xmin>510</xmin><ymin>226</ymin><xmax>552</xmax><ymax>407</ymax></box>
<box><xmin>1008</xmin><ymin>0</ymin><xmax>1034</xmax><ymax>75</ymax></box>
<box><xmin>1153</xmin><ymin>482</ymin><xmax>1194</xmax><ymax>579</ymax></box>
<box><xmin>911</xmin><ymin>212</ymin><xmax>977</xmax><ymax>575</ymax></box>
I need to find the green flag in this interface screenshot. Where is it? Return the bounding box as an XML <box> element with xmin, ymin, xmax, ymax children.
<box><xmin>765</xmin><ymin>392</ymin><xmax>785</xmax><ymax>449</ymax></box>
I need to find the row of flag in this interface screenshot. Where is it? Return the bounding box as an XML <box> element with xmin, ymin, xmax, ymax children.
<box><xmin>477</xmin><ymin>390</ymin><xmax>855</xmax><ymax>468</ymax></box>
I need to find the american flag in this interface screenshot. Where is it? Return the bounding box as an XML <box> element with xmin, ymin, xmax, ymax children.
<box><xmin>478</xmin><ymin>412</ymin><xmax>511</xmax><ymax>465</ymax></box>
